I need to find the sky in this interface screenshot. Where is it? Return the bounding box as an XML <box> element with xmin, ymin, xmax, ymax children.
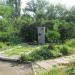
<box><xmin>21</xmin><ymin>0</ymin><xmax>75</xmax><ymax>8</ymax></box>
<box><xmin>21</xmin><ymin>0</ymin><xmax>75</xmax><ymax>13</ymax></box>
<box><xmin>48</xmin><ymin>0</ymin><xmax>75</xmax><ymax>8</ymax></box>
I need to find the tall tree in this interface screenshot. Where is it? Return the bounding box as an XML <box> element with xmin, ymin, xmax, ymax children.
<box><xmin>9</xmin><ymin>0</ymin><xmax>21</xmax><ymax>17</ymax></box>
<box><xmin>46</xmin><ymin>4</ymin><xmax>68</xmax><ymax>20</ymax></box>
<box><xmin>24</xmin><ymin>0</ymin><xmax>49</xmax><ymax>20</ymax></box>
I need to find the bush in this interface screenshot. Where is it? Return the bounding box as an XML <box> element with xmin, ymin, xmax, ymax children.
<box><xmin>8</xmin><ymin>36</ymin><xmax>23</xmax><ymax>44</ymax></box>
<box><xmin>20</xmin><ymin>44</ymin><xmax>73</xmax><ymax>62</ymax></box>
<box><xmin>20</xmin><ymin>23</ymin><xmax>38</xmax><ymax>42</ymax></box>
<box><xmin>46</xmin><ymin>30</ymin><xmax>60</xmax><ymax>43</ymax></box>
<box><xmin>0</xmin><ymin>32</ymin><xmax>8</xmax><ymax>42</ymax></box>
<box><xmin>0</xmin><ymin>42</ymin><xmax>8</xmax><ymax>50</ymax></box>
<box><xmin>20</xmin><ymin>54</ymin><xmax>29</xmax><ymax>62</ymax></box>
<box><xmin>60</xmin><ymin>45</ymin><xmax>71</xmax><ymax>55</ymax></box>
<box><xmin>29</xmin><ymin>45</ymin><xmax>54</xmax><ymax>61</ymax></box>
<box><xmin>20</xmin><ymin>44</ymin><xmax>62</xmax><ymax>61</ymax></box>
<box><xmin>66</xmin><ymin>62</ymin><xmax>75</xmax><ymax>75</ymax></box>
<box><xmin>48</xmin><ymin>67</ymin><xmax>60</xmax><ymax>75</ymax></box>
<box><xmin>65</xmin><ymin>39</ymin><xmax>75</xmax><ymax>47</ymax></box>
<box><xmin>20</xmin><ymin>45</ymin><xmax>55</xmax><ymax>61</ymax></box>
<box><xmin>50</xmin><ymin>50</ymin><xmax>62</xmax><ymax>58</ymax></box>
<box><xmin>67</xmin><ymin>67</ymin><xmax>75</xmax><ymax>75</ymax></box>
<box><xmin>58</xmin><ymin>21</ymin><xmax>75</xmax><ymax>43</ymax></box>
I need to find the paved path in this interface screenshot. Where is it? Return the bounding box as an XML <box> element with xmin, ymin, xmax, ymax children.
<box><xmin>0</xmin><ymin>54</ymin><xmax>75</xmax><ymax>75</ymax></box>
<box><xmin>0</xmin><ymin>61</ymin><xmax>33</xmax><ymax>75</ymax></box>
<box><xmin>33</xmin><ymin>54</ymin><xmax>75</xmax><ymax>70</ymax></box>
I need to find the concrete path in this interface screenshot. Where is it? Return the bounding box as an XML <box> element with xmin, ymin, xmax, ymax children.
<box><xmin>0</xmin><ymin>54</ymin><xmax>75</xmax><ymax>75</ymax></box>
<box><xmin>33</xmin><ymin>54</ymin><xmax>75</xmax><ymax>70</ymax></box>
<box><xmin>0</xmin><ymin>61</ymin><xmax>33</xmax><ymax>75</ymax></box>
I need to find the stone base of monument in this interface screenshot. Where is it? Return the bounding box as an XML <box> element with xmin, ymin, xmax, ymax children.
<box><xmin>38</xmin><ymin>27</ymin><xmax>45</xmax><ymax>45</ymax></box>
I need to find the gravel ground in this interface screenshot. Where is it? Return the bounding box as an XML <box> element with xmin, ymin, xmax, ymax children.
<box><xmin>0</xmin><ymin>61</ymin><xmax>33</xmax><ymax>75</ymax></box>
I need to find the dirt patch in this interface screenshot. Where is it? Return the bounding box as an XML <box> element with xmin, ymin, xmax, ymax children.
<box><xmin>0</xmin><ymin>61</ymin><xmax>33</xmax><ymax>75</ymax></box>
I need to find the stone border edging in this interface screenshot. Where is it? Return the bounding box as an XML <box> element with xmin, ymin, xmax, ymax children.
<box><xmin>0</xmin><ymin>57</ymin><xmax>19</xmax><ymax>62</ymax></box>
<box><xmin>0</xmin><ymin>56</ymin><xmax>32</xmax><ymax>64</ymax></box>
<box><xmin>31</xmin><ymin>63</ymin><xmax>38</xmax><ymax>75</ymax></box>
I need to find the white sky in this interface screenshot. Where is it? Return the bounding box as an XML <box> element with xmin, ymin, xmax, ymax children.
<box><xmin>49</xmin><ymin>0</ymin><xmax>75</xmax><ymax>8</ymax></box>
<box><xmin>21</xmin><ymin>0</ymin><xmax>75</xmax><ymax>8</ymax></box>
<box><xmin>21</xmin><ymin>0</ymin><xmax>75</xmax><ymax>13</ymax></box>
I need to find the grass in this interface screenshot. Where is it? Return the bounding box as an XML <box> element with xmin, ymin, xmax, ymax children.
<box><xmin>37</xmin><ymin>67</ymin><xmax>68</xmax><ymax>75</ymax></box>
<box><xmin>0</xmin><ymin>42</ymin><xmax>15</xmax><ymax>51</ymax></box>
<box><xmin>0</xmin><ymin>39</ymin><xmax>75</xmax><ymax>59</ymax></box>
<box><xmin>34</xmin><ymin>61</ymin><xmax>75</xmax><ymax>75</ymax></box>
<box><xmin>20</xmin><ymin>43</ymin><xmax>74</xmax><ymax>61</ymax></box>
<box><xmin>37</xmin><ymin>64</ymin><xmax>74</xmax><ymax>75</ymax></box>
<box><xmin>2</xmin><ymin>43</ymin><xmax>43</xmax><ymax>57</ymax></box>
<box><xmin>0</xmin><ymin>42</ymin><xmax>47</xmax><ymax>57</ymax></box>
<box><xmin>38</xmin><ymin>61</ymin><xmax>75</xmax><ymax>75</ymax></box>
<box><xmin>65</xmin><ymin>39</ymin><xmax>75</xmax><ymax>48</ymax></box>
<box><xmin>33</xmin><ymin>65</ymin><xmax>69</xmax><ymax>75</ymax></box>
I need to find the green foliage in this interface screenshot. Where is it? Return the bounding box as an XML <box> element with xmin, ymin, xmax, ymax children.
<box><xmin>19</xmin><ymin>19</ymin><xmax>75</xmax><ymax>43</ymax></box>
<box><xmin>58</xmin><ymin>21</ymin><xmax>75</xmax><ymax>43</ymax></box>
<box><xmin>67</xmin><ymin>67</ymin><xmax>75</xmax><ymax>75</ymax></box>
<box><xmin>0</xmin><ymin>1</ymin><xmax>75</xmax><ymax>43</ymax></box>
<box><xmin>0</xmin><ymin>5</ymin><xmax>13</xmax><ymax>18</ymax></box>
<box><xmin>60</xmin><ymin>45</ymin><xmax>71</xmax><ymax>55</ymax></box>
<box><xmin>29</xmin><ymin>46</ymin><xmax>53</xmax><ymax>61</ymax></box>
<box><xmin>38</xmin><ymin>67</ymin><xmax>68</xmax><ymax>75</ymax></box>
<box><xmin>0</xmin><ymin>42</ymin><xmax>7</xmax><ymax>49</ymax></box>
<box><xmin>48</xmin><ymin>68</ymin><xmax>60</xmax><ymax>75</ymax></box>
<box><xmin>66</xmin><ymin>62</ymin><xmax>75</xmax><ymax>75</ymax></box>
<box><xmin>46</xmin><ymin>30</ymin><xmax>60</xmax><ymax>43</ymax></box>
<box><xmin>0</xmin><ymin>32</ymin><xmax>8</xmax><ymax>42</ymax></box>
<box><xmin>24</xmin><ymin>0</ymin><xmax>48</xmax><ymax>19</ymax></box>
<box><xmin>19</xmin><ymin>43</ymin><xmax>74</xmax><ymax>62</ymax></box>
<box><xmin>39</xmin><ymin>62</ymin><xmax>75</xmax><ymax>75</ymax></box>
<box><xmin>20</xmin><ymin>53</ymin><xmax>29</xmax><ymax>62</ymax></box>
<box><xmin>0</xmin><ymin>0</ymin><xmax>75</xmax><ymax>58</ymax></box>
<box><xmin>20</xmin><ymin>45</ymin><xmax>53</xmax><ymax>61</ymax></box>
<box><xmin>65</xmin><ymin>39</ymin><xmax>75</xmax><ymax>47</ymax></box>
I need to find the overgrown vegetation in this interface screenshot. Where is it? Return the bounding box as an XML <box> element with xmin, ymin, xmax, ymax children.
<box><xmin>0</xmin><ymin>0</ymin><xmax>75</xmax><ymax>61</ymax></box>
<box><xmin>38</xmin><ymin>61</ymin><xmax>75</xmax><ymax>75</ymax></box>
<box><xmin>0</xmin><ymin>0</ymin><xmax>75</xmax><ymax>43</ymax></box>
<box><xmin>20</xmin><ymin>42</ymin><xmax>74</xmax><ymax>61</ymax></box>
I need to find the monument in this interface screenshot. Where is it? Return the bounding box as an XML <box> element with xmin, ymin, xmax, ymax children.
<box><xmin>38</xmin><ymin>27</ymin><xmax>45</xmax><ymax>44</ymax></box>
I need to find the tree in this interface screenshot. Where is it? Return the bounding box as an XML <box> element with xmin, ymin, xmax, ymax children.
<box><xmin>65</xmin><ymin>6</ymin><xmax>75</xmax><ymax>22</ymax></box>
<box><xmin>24</xmin><ymin>0</ymin><xmax>49</xmax><ymax>20</ymax></box>
<box><xmin>0</xmin><ymin>5</ymin><xmax>13</xmax><ymax>18</ymax></box>
<box><xmin>46</xmin><ymin>4</ymin><xmax>68</xmax><ymax>20</ymax></box>
<box><xmin>8</xmin><ymin>0</ymin><xmax>21</xmax><ymax>17</ymax></box>
<box><xmin>58</xmin><ymin>21</ymin><xmax>75</xmax><ymax>43</ymax></box>
<box><xmin>55</xmin><ymin>4</ymin><xmax>67</xmax><ymax>19</ymax></box>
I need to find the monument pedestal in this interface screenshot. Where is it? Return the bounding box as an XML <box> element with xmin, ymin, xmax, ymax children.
<box><xmin>38</xmin><ymin>27</ymin><xmax>45</xmax><ymax>44</ymax></box>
